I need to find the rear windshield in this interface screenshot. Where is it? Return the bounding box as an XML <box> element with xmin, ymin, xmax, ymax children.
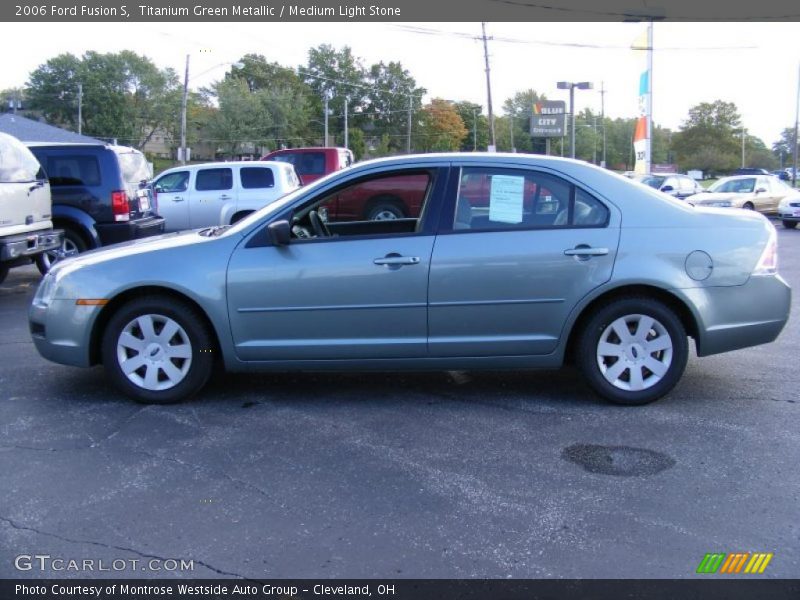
<box><xmin>272</xmin><ymin>152</ymin><xmax>326</xmax><ymax>176</ymax></box>
<box><xmin>0</xmin><ymin>134</ymin><xmax>42</xmax><ymax>183</ymax></box>
<box><xmin>115</xmin><ymin>149</ymin><xmax>152</xmax><ymax>183</ymax></box>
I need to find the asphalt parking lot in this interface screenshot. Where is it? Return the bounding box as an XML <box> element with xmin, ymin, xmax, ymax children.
<box><xmin>1</xmin><ymin>224</ymin><xmax>798</xmax><ymax>580</ymax></box>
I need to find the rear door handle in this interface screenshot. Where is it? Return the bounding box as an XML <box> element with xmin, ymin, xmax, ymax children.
<box><xmin>172</xmin><ymin>196</ymin><xmax>185</xmax><ymax>202</ymax></box>
<box><xmin>219</xmin><ymin>194</ymin><xmax>232</xmax><ymax>200</ymax></box>
<box><xmin>564</xmin><ymin>246</ymin><xmax>609</xmax><ymax>257</ymax></box>
<box><xmin>373</xmin><ymin>256</ymin><xmax>421</xmax><ymax>266</ymax></box>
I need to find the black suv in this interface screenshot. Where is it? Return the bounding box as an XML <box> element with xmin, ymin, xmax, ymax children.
<box><xmin>27</xmin><ymin>143</ymin><xmax>165</xmax><ymax>259</ymax></box>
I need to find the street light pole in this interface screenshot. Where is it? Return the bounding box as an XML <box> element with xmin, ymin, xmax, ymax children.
<box><xmin>793</xmin><ymin>61</ymin><xmax>799</xmax><ymax>187</ymax></box>
<box><xmin>323</xmin><ymin>93</ymin><xmax>329</xmax><ymax>146</ymax></box>
<box><xmin>557</xmin><ymin>81</ymin><xmax>593</xmax><ymax>159</ymax></box>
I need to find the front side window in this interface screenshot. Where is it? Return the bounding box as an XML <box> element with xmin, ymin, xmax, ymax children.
<box><xmin>240</xmin><ymin>167</ymin><xmax>275</xmax><ymax>189</ymax></box>
<box><xmin>195</xmin><ymin>168</ymin><xmax>232</xmax><ymax>191</ymax></box>
<box><xmin>452</xmin><ymin>167</ymin><xmax>607</xmax><ymax>231</ymax></box>
<box><xmin>155</xmin><ymin>171</ymin><xmax>189</xmax><ymax>193</ymax></box>
<box><xmin>711</xmin><ymin>178</ymin><xmax>755</xmax><ymax>193</ymax></box>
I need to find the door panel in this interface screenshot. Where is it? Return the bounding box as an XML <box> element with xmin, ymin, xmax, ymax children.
<box><xmin>190</xmin><ymin>168</ymin><xmax>234</xmax><ymax>228</ymax></box>
<box><xmin>227</xmin><ymin>236</ymin><xmax>434</xmax><ymax>360</ymax></box>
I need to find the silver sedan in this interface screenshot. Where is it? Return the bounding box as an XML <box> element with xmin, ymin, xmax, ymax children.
<box><xmin>29</xmin><ymin>154</ymin><xmax>791</xmax><ymax>405</ymax></box>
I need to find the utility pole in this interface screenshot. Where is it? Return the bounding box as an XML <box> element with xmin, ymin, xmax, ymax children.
<box><xmin>593</xmin><ymin>115</ymin><xmax>598</xmax><ymax>164</ymax></box>
<box><xmin>509</xmin><ymin>114</ymin><xmax>515</xmax><ymax>152</ymax></box>
<box><xmin>180</xmin><ymin>54</ymin><xmax>189</xmax><ymax>164</ymax></box>
<box><xmin>323</xmin><ymin>93</ymin><xmax>329</xmax><ymax>146</ymax></box>
<box><xmin>344</xmin><ymin>97</ymin><xmax>349</xmax><ymax>150</ymax></box>
<box><xmin>407</xmin><ymin>94</ymin><xmax>412</xmax><ymax>154</ymax></box>
<box><xmin>473</xmin><ymin>108</ymin><xmax>478</xmax><ymax>151</ymax></box>
<box><xmin>600</xmin><ymin>81</ymin><xmax>607</xmax><ymax>168</ymax></box>
<box><xmin>741</xmin><ymin>128</ymin><xmax>746</xmax><ymax>168</ymax></box>
<box><xmin>481</xmin><ymin>22</ymin><xmax>496</xmax><ymax>150</ymax></box>
<box><xmin>77</xmin><ymin>82</ymin><xmax>83</xmax><ymax>135</ymax></box>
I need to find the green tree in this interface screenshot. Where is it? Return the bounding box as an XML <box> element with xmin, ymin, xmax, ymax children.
<box><xmin>672</xmin><ymin>100</ymin><xmax>742</xmax><ymax>175</ymax></box>
<box><xmin>347</xmin><ymin>128</ymin><xmax>366</xmax><ymax>160</ymax></box>
<box><xmin>772</xmin><ymin>127</ymin><xmax>798</xmax><ymax>168</ymax></box>
<box><xmin>453</xmin><ymin>101</ymin><xmax>488</xmax><ymax>151</ymax></box>
<box><xmin>364</xmin><ymin>60</ymin><xmax>425</xmax><ymax>153</ymax></box>
<box><xmin>26</xmin><ymin>51</ymin><xmax>181</xmax><ymax>149</ymax></box>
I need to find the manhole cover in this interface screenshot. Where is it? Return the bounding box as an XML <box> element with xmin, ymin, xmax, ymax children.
<box><xmin>562</xmin><ymin>443</ymin><xmax>675</xmax><ymax>477</ymax></box>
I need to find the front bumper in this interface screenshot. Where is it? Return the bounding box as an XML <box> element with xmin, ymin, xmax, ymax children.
<box><xmin>29</xmin><ymin>298</ymin><xmax>98</xmax><ymax>367</ymax></box>
<box><xmin>680</xmin><ymin>274</ymin><xmax>792</xmax><ymax>357</ymax></box>
<box><xmin>0</xmin><ymin>229</ymin><xmax>64</xmax><ymax>263</ymax></box>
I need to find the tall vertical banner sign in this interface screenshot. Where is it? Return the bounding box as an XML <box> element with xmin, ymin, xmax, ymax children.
<box><xmin>632</xmin><ymin>24</ymin><xmax>653</xmax><ymax>174</ymax></box>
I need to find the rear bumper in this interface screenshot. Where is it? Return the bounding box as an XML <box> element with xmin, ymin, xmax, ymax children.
<box><xmin>680</xmin><ymin>275</ymin><xmax>791</xmax><ymax>357</ymax></box>
<box><xmin>0</xmin><ymin>229</ymin><xmax>64</xmax><ymax>263</ymax></box>
<box><xmin>95</xmin><ymin>216</ymin><xmax>165</xmax><ymax>246</ymax></box>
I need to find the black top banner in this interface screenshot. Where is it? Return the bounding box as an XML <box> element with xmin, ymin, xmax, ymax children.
<box><xmin>3</xmin><ymin>0</ymin><xmax>800</xmax><ymax>22</ymax></box>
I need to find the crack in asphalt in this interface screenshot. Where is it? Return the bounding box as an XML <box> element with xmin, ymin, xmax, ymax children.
<box><xmin>0</xmin><ymin>515</ymin><xmax>247</xmax><ymax>579</ymax></box>
<box><xmin>88</xmin><ymin>405</ymin><xmax>151</xmax><ymax>448</ymax></box>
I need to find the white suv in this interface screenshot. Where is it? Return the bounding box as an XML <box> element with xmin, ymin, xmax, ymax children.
<box><xmin>0</xmin><ymin>132</ymin><xmax>63</xmax><ymax>284</ymax></box>
<box><xmin>153</xmin><ymin>161</ymin><xmax>301</xmax><ymax>232</ymax></box>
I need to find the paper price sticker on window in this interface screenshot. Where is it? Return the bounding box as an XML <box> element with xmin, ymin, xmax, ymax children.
<box><xmin>489</xmin><ymin>175</ymin><xmax>525</xmax><ymax>224</ymax></box>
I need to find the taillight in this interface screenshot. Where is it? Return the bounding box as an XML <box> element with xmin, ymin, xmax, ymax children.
<box><xmin>753</xmin><ymin>225</ymin><xmax>778</xmax><ymax>276</ymax></box>
<box><xmin>111</xmin><ymin>190</ymin><xmax>130</xmax><ymax>222</ymax></box>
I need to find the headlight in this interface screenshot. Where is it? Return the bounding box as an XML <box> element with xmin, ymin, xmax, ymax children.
<box><xmin>32</xmin><ymin>272</ymin><xmax>57</xmax><ymax>307</ymax></box>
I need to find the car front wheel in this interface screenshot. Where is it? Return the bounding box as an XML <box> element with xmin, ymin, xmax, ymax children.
<box><xmin>101</xmin><ymin>296</ymin><xmax>215</xmax><ymax>404</ymax></box>
<box><xmin>783</xmin><ymin>220</ymin><xmax>797</xmax><ymax>229</ymax></box>
<box><xmin>576</xmin><ymin>298</ymin><xmax>688</xmax><ymax>405</ymax></box>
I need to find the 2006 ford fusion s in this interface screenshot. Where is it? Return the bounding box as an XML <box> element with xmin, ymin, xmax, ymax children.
<box><xmin>30</xmin><ymin>154</ymin><xmax>791</xmax><ymax>405</ymax></box>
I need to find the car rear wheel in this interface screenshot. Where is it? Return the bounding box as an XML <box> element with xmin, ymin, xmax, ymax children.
<box><xmin>782</xmin><ymin>220</ymin><xmax>797</xmax><ymax>229</ymax></box>
<box><xmin>576</xmin><ymin>297</ymin><xmax>688</xmax><ymax>405</ymax></box>
<box><xmin>742</xmin><ymin>202</ymin><xmax>755</xmax><ymax>210</ymax></box>
<box><xmin>101</xmin><ymin>296</ymin><xmax>215</xmax><ymax>404</ymax></box>
<box><xmin>367</xmin><ymin>199</ymin><xmax>405</xmax><ymax>221</ymax></box>
<box><xmin>36</xmin><ymin>228</ymin><xmax>86</xmax><ymax>275</ymax></box>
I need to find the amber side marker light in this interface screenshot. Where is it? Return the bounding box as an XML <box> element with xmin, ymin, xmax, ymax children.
<box><xmin>76</xmin><ymin>299</ymin><xmax>109</xmax><ymax>306</ymax></box>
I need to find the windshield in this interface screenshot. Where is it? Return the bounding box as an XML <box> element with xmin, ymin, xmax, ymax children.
<box><xmin>115</xmin><ymin>149</ymin><xmax>153</xmax><ymax>183</ymax></box>
<box><xmin>272</xmin><ymin>152</ymin><xmax>326</xmax><ymax>176</ymax></box>
<box><xmin>709</xmin><ymin>178</ymin><xmax>755</xmax><ymax>193</ymax></box>
<box><xmin>636</xmin><ymin>175</ymin><xmax>665</xmax><ymax>189</ymax></box>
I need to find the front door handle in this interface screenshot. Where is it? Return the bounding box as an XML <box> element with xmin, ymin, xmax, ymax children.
<box><xmin>564</xmin><ymin>246</ymin><xmax>609</xmax><ymax>257</ymax></box>
<box><xmin>172</xmin><ymin>196</ymin><xmax>185</xmax><ymax>202</ymax></box>
<box><xmin>219</xmin><ymin>194</ymin><xmax>232</xmax><ymax>200</ymax></box>
<box><xmin>373</xmin><ymin>255</ymin><xmax>421</xmax><ymax>266</ymax></box>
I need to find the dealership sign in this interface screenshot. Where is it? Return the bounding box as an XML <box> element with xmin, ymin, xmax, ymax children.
<box><xmin>530</xmin><ymin>101</ymin><xmax>566</xmax><ymax>137</ymax></box>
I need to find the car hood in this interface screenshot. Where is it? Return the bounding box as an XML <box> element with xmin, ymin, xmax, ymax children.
<box><xmin>49</xmin><ymin>229</ymin><xmax>237</xmax><ymax>276</ymax></box>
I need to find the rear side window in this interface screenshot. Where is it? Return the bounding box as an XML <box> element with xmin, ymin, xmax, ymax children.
<box><xmin>273</xmin><ymin>152</ymin><xmax>326</xmax><ymax>176</ymax></box>
<box><xmin>46</xmin><ymin>155</ymin><xmax>101</xmax><ymax>187</ymax></box>
<box><xmin>453</xmin><ymin>167</ymin><xmax>608</xmax><ymax>231</ymax></box>
<box><xmin>116</xmin><ymin>150</ymin><xmax>152</xmax><ymax>183</ymax></box>
<box><xmin>195</xmin><ymin>168</ymin><xmax>232</xmax><ymax>191</ymax></box>
<box><xmin>0</xmin><ymin>134</ymin><xmax>41</xmax><ymax>183</ymax></box>
<box><xmin>240</xmin><ymin>167</ymin><xmax>274</xmax><ymax>189</ymax></box>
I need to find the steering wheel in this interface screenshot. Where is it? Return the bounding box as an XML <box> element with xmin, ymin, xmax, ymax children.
<box><xmin>308</xmin><ymin>210</ymin><xmax>331</xmax><ymax>238</ymax></box>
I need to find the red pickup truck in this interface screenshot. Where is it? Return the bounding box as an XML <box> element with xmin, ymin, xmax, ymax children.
<box><xmin>262</xmin><ymin>147</ymin><xmax>427</xmax><ymax>221</ymax></box>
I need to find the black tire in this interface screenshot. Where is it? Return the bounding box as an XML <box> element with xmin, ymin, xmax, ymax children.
<box><xmin>366</xmin><ymin>199</ymin><xmax>405</xmax><ymax>221</ymax></box>
<box><xmin>742</xmin><ymin>202</ymin><xmax>755</xmax><ymax>210</ymax></box>
<box><xmin>0</xmin><ymin>264</ymin><xmax>8</xmax><ymax>285</ymax></box>
<box><xmin>575</xmin><ymin>297</ymin><xmax>688</xmax><ymax>406</ymax></box>
<box><xmin>101</xmin><ymin>296</ymin><xmax>215</xmax><ymax>404</ymax></box>
<box><xmin>36</xmin><ymin>228</ymin><xmax>88</xmax><ymax>275</ymax></box>
<box><xmin>782</xmin><ymin>220</ymin><xmax>798</xmax><ymax>229</ymax></box>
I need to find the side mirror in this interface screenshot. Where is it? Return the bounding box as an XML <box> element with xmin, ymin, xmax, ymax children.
<box><xmin>268</xmin><ymin>219</ymin><xmax>292</xmax><ymax>246</ymax></box>
<box><xmin>660</xmin><ymin>185</ymin><xmax>674</xmax><ymax>193</ymax></box>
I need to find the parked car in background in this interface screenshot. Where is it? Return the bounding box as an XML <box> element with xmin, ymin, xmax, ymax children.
<box><xmin>26</xmin><ymin>143</ymin><xmax>164</xmax><ymax>267</ymax></box>
<box><xmin>777</xmin><ymin>190</ymin><xmax>800</xmax><ymax>228</ymax></box>
<box><xmin>30</xmin><ymin>154</ymin><xmax>790</xmax><ymax>407</ymax></box>
<box><xmin>261</xmin><ymin>147</ymin><xmax>353</xmax><ymax>185</ymax></box>
<box><xmin>686</xmin><ymin>175</ymin><xmax>792</xmax><ymax>213</ymax></box>
<box><xmin>771</xmin><ymin>169</ymin><xmax>791</xmax><ymax>181</ymax></box>
<box><xmin>634</xmin><ymin>173</ymin><xmax>703</xmax><ymax>199</ymax></box>
<box><xmin>0</xmin><ymin>133</ymin><xmax>63</xmax><ymax>283</ymax></box>
<box><xmin>153</xmin><ymin>161</ymin><xmax>301</xmax><ymax>232</ymax></box>
<box><xmin>733</xmin><ymin>167</ymin><xmax>771</xmax><ymax>176</ymax></box>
